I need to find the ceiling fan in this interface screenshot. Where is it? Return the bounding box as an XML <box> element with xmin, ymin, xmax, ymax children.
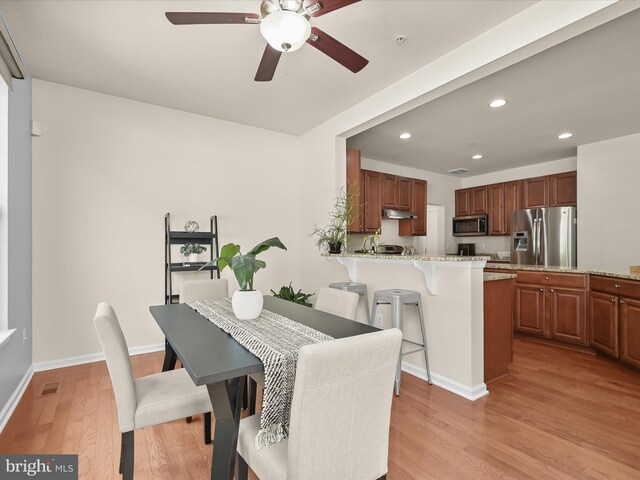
<box><xmin>165</xmin><ymin>0</ymin><xmax>369</xmax><ymax>82</ymax></box>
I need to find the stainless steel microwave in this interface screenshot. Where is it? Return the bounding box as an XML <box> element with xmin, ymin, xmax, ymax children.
<box><xmin>453</xmin><ymin>214</ymin><xmax>488</xmax><ymax>237</ymax></box>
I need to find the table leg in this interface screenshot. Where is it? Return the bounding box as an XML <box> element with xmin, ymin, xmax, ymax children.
<box><xmin>162</xmin><ymin>338</ymin><xmax>178</xmax><ymax>372</ymax></box>
<box><xmin>207</xmin><ymin>376</ymin><xmax>246</xmax><ymax>480</ymax></box>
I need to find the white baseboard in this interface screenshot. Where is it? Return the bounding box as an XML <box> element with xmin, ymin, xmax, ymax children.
<box><xmin>33</xmin><ymin>342</ymin><xmax>165</xmax><ymax>372</ymax></box>
<box><xmin>401</xmin><ymin>362</ymin><xmax>489</xmax><ymax>401</ymax></box>
<box><xmin>0</xmin><ymin>365</ymin><xmax>34</xmax><ymax>434</ymax></box>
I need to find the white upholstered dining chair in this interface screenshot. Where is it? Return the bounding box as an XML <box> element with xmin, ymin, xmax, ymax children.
<box><xmin>179</xmin><ymin>278</ymin><xmax>229</xmax><ymax>303</ymax></box>
<box><xmin>314</xmin><ymin>286</ymin><xmax>360</xmax><ymax>320</ymax></box>
<box><xmin>238</xmin><ymin>328</ymin><xmax>403</xmax><ymax>480</ymax></box>
<box><xmin>248</xmin><ymin>287</ymin><xmax>361</xmax><ymax>413</ymax></box>
<box><xmin>93</xmin><ymin>303</ymin><xmax>213</xmax><ymax>480</ymax></box>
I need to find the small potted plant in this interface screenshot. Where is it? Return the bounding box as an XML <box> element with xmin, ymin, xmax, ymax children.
<box><xmin>354</xmin><ymin>228</ymin><xmax>382</xmax><ymax>254</ymax></box>
<box><xmin>310</xmin><ymin>186</ymin><xmax>355</xmax><ymax>254</ymax></box>
<box><xmin>271</xmin><ymin>283</ymin><xmax>314</xmax><ymax>307</ymax></box>
<box><xmin>201</xmin><ymin>237</ymin><xmax>286</xmax><ymax>319</ymax></box>
<box><xmin>180</xmin><ymin>243</ymin><xmax>207</xmax><ymax>263</ymax></box>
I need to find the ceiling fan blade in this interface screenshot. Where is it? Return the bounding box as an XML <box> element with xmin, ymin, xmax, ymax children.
<box><xmin>165</xmin><ymin>12</ymin><xmax>259</xmax><ymax>25</ymax></box>
<box><xmin>303</xmin><ymin>0</ymin><xmax>360</xmax><ymax>17</ymax></box>
<box><xmin>306</xmin><ymin>27</ymin><xmax>368</xmax><ymax>73</ymax></box>
<box><xmin>255</xmin><ymin>44</ymin><xmax>282</xmax><ymax>82</ymax></box>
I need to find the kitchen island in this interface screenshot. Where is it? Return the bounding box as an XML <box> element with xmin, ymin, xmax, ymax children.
<box><xmin>324</xmin><ymin>253</ymin><xmax>490</xmax><ymax>400</ymax></box>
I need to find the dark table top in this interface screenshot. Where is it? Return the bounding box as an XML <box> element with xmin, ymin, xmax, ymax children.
<box><xmin>149</xmin><ymin>295</ymin><xmax>379</xmax><ymax>386</ymax></box>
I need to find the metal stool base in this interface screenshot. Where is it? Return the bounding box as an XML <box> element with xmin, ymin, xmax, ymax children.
<box><xmin>371</xmin><ymin>289</ymin><xmax>432</xmax><ymax>395</ymax></box>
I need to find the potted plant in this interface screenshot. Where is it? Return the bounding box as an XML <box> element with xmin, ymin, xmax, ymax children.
<box><xmin>201</xmin><ymin>237</ymin><xmax>287</xmax><ymax>319</ymax></box>
<box><xmin>271</xmin><ymin>283</ymin><xmax>314</xmax><ymax>307</ymax></box>
<box><xmin>310</xmin><ymin>186</ymin><xmax>355</xmax><ymax>254</ymax></box>
<box><xmin>354</xmin><ymin>228</ymin><xmax>382</xmax><ymax>254</ymax></box>
<box><xmin>180</xmin><ymin>243</ymin><xmax>207</xmax><ymax>263</ymax></box>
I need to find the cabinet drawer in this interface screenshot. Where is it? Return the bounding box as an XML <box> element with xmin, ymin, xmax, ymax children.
<box><xmin>590</xmin><ymin>276</ymin><xmax>640</xmax><ymax>298</ymax></box>
<box><xmin>516</xmin><ymin>271</ymin><xmax>586</xmax><ymax>288</ymax></box>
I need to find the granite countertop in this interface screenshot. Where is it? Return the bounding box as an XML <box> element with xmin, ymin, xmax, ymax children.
<box><xmin>484</xmin><ymin>272</ymin><xmax>517</xmax><ymax>282</ymax></box>
<box><xmin>323</xmin><ymin>253</ymin><xmax>491</xmax><ymax>262</ymax></box>
<box><xmin>484</xmin><ymin>263</ymin><xmax>640</xmax><ymax>281</ymax></box>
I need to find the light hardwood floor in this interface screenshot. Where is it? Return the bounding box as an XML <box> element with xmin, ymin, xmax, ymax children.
<box><xmin>1</xmin><ymin>339</ymin><xmax>639</xmax><ymax>479</ymax></box>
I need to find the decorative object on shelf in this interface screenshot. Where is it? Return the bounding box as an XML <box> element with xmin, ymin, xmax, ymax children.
<box><xmin>184</xmin><ymin>220</ymin><xmax>199</xmax><ymax>233</ymax></box>
<box><xmin>271</xmin><ymin>282</ymin><xmax>313</xmax><ymax>307</ymax></box>
<box><xmin>180</xmin><ymin>243</ymin><xmax>207</xmax><ymax>264</ymax></box>
<box><xmin>202</xmin><ymin>237</ymin><xmax>287</xmax><ymax>320</ymax></box>
<box><xmin>310</xmin><ymin>186</ymin><xmax>354</xmax><ymax>255</ymax></box>
<box><xmin>354</xmin><ymin>228</ymin><xmax>381</xmax><ymax>254</ymax></box>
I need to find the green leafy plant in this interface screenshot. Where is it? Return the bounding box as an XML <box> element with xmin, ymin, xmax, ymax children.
<box><xmin>310</xmin><ymin>186</ymin><xmax>355</xmax><ymax>252</ymax></box>
<box><xmin>271</xmin><ymin>283</ymin><xmax>314</xmax><ymax>307</ymax></box>
<box><xmin>180</xmin><ymin>243</ymin><xmax>207</xmax><ymax>256</ymax></box>
<box><xmin>354</xmin><ymin>228</ymin><xmax>382</xmax><ymax>254</ymax></box>
<box><xmin>201</xmin><ymin>237</ymin><xmax>287</xmax><ymax>291</ymax></box>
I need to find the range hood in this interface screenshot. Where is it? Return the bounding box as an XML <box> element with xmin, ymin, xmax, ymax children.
<box><xmin>381</xmin><ymin>209</ymin><xmax>417</xmax><ymax>220</ymax></box>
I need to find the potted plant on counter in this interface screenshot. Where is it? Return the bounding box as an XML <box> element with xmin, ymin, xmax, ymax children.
<box><xmin>310</xmin><ymin>186</ymin><xmax>354</xmax><ymax>254</ymax></box>
<box><xmin>201</xmin><ymin>237</ymin><xmax>287</xmax><ymax>319</ymax></box>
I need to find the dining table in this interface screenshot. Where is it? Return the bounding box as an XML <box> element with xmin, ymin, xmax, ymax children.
<box><xmin>149</xmin><ymin>295</ymin><xmax>379</xmax><ymax>480</ymax></box>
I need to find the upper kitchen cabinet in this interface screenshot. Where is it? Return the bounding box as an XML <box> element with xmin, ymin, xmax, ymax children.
<box><xmin>362</xmin><ymin>170</ymin><xmax>382</xmax><ymax>233</ymax></box>
<box><xmin>455</xmin><ymin>186</ymin><xmax>487</xmax><ymax>216</ymax></box>
<box><xmin>455</xmin><ymin>189</ymin><xmax>471</xmax><ymax>216</ymax></box>
<box><xmin>399</xmin><ymin>179</ymin><xmax>427</xmax><ymax>236</ymax></box>
<box><xmin>382</xmin><ymin>174</ymin><xmax>412</xmax><ymax>210</ymax></box>
<box><xmin>550</xmin><ymin>171</ymin><xmax>577</xmax><ymax>207</ymax></box>
<box><xmin>346</xmin><ymin>148</ymin><xmax>364</xmax><ymax>233</ymax></box>
<box><xmin>488</xmin><ymin>180</ymin><xmax>521</xmax><ymax>236</ymax></box>
<box><xmin>522</xmin><ymin>175</ymin><xmax>549</xmax><ymax>208</ymax></box>
<box><xmin>522</xmin><ymin>171</ymin><xmax>577</xmax><ymax>209</ymax></box>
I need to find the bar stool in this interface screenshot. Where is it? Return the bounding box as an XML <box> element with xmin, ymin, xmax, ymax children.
<box><xmin>370</xmin><ymin>289</ymin><xmax>432</xmax><ymax>395</ymax></box>
<box><xmin>329</xmin><ymin>281</ymin><xmax>370</xmax><ymax>322</ymax></box>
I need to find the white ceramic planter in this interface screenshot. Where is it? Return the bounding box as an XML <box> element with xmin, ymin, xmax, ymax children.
<box><xmin>188</xmin><ymin>253</ymin><xmax>199</xmax><ymax>263</ymax></box>
<box><xmin>232</xmin><ymin>289</ymin><xmax>263</xmax><ymax>320</ymax></box>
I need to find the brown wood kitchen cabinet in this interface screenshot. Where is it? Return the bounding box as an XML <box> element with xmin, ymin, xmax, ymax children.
<box><xmin>514</xmin><ymin>271</ymin><xmax>588</xmax><ymax>345</ymax></box>
<box><xmin>504</xmin><ymin>180</ymin><xmax>521</xmax><ymax>235</ymax></box>
<box><xmin>346</xmin><ymin>148</ymin><xmax>364</xmax><ymax>233</ymax></box>
<box><xmin>488</xmin><ymin>183</ymin><xmax>505</xmax><ymax>235</ymax></box>
<box><xmin>455</xmin><ymin>186</ymin><xmax>487</xmax><ymax>216</ymax></box>
<box><xmin>362</xmin><ymin>169</ymin><xmax>382</xmax><ymax>233</ymax></box>
<box><xmin>484</xmin><ymin>277</ymin><xmax>514</xmax><ymax>383</ymax></box>
<box><xmin>522</xmin><ymin>172</ymin><xmax>577</xmax><ymax>209</ymax></box>
<box><xmin>382</xmin><ymin>174</ymin><xmax>411</xmax><ymax>210</ymax></box>
<box><xmin>589</xmin><ymin>275</ymin><xmax>640</xmax><ymax>365</ymax></box>
<box><xmin>399</xmin><ymin>179</ymin><xmax>427</xmax><ymax>236</ymax></box>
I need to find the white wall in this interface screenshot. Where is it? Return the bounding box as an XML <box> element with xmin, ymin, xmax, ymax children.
<box><xmin>577</xmin><ymin>133</ymin><xmax>640</xmax><ymax>273</ymax></box>
<box><xmin>31</xmin><ymin>80</ymin><xmax>305</xmax><ymax>363</ymax></box>
<box><xmin>456</xmin><ymin>157</ymin><xmax>577</xmax><ymax>253</ymax></box>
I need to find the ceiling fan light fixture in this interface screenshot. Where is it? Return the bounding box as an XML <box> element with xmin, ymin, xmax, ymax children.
<box><xmin>260</xmin><ymin>10</ymin><xmax>311</xmax><ymax>52</ymax></box>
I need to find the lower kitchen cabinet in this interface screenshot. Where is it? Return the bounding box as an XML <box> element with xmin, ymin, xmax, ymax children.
<box><xmin>514</xmin><ymin>272</ymin><xmax>588</xmax><ymax>346</ymax></box>
<box><xmin>589</xmin><ymin>290</ymin><xmax>619</xmax><ymax>357</ymax></box>
<box><xmin>484</xmin><ymin>277</ymin><xmax>514</xmax><ymax>383</ymax></box>
<box><xmin>549</xmin><ymin>288</ymin><xmax>587</xmax><ymax>344</ymax></box>
<box><xmin>620</xmin><ymin>297</ymin><xmax>640</xmax><ymax>368</ymax></box>
<box><xmin>515</xmin><ymin>285</ymin><xmax>545</xmax><ymax>336</ymax></box>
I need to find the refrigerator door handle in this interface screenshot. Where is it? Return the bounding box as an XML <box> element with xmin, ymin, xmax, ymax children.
<box><xmin>536</xmin><ymin>217</ymin><xmax>542</xmax><ymax>265</ymax></box>
<box><xmin>534</xmin><ymin>217</ymin><xmax>540</xmax><ymax>265</ymax></box>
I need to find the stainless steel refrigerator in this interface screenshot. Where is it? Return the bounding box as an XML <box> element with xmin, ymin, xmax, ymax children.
<box><xmin>510</xmin><ymin>207</ymin><xmax>577</xmax><ymax>267</ymax></box>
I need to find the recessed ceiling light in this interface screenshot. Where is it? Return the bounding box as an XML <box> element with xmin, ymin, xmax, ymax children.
<box><xmin>399</xmin><ymin>132</ymin><xmax>412</xmax><ymax>139</ymax></box>
<box><xmin>472</xmin><ymin>154</ymin><xmax>483</xmax><ymax>160</ymax></box>
<box><xmin>489</xmin><ymin>98</ymin><xmax>507</xmax><ymax>108</ymax></box>
<box><xmin>558</xmin><ymin>132</ymin><xmax>573</xmax><ymax>139</ymax></box>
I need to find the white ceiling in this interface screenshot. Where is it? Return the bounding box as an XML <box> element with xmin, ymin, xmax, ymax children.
<box><xmin>347</xmin><ymin>8</ymin><xmax>640</xmax><ymax>177</ymax></box>
<box><xmin>0</xmin><ymin>0</ymin><xmax>536</xmax><ymax>135</ymax></box>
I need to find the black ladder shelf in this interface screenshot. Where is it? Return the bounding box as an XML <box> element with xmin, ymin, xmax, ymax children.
<box><xmin>164</xmin><ymin>213</ymin><xmax>220</xmax><ymax>304</ymax></box>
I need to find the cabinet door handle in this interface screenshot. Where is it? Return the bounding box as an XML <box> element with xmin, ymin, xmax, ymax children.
<box><xmin>540</xmin><ymin>288</ymin><xmax>544</xmax><ymax>292</ymax></box>
<box><xmin>620</xmin><ymin>300</ymin><xmax>625</xmax><ymax>304</ymax></box>
<box><xmin>545</xmin><ymin>276</ymin><xmax>549</xmax><ymax>280</ymax></box>
<box><xmin>614</xmin><ymin>284</ymin><xmax>621</xmax><ymax>288</ymax></box>
<box><xmin>550</xmin><ymin>288</ymin><xmax>554</xmax><ymax>292</ymax></box>
<box><xmin>611</xmin><ymin>298</ymin><xmax>616</xmax><ymax>302</ymax></box>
